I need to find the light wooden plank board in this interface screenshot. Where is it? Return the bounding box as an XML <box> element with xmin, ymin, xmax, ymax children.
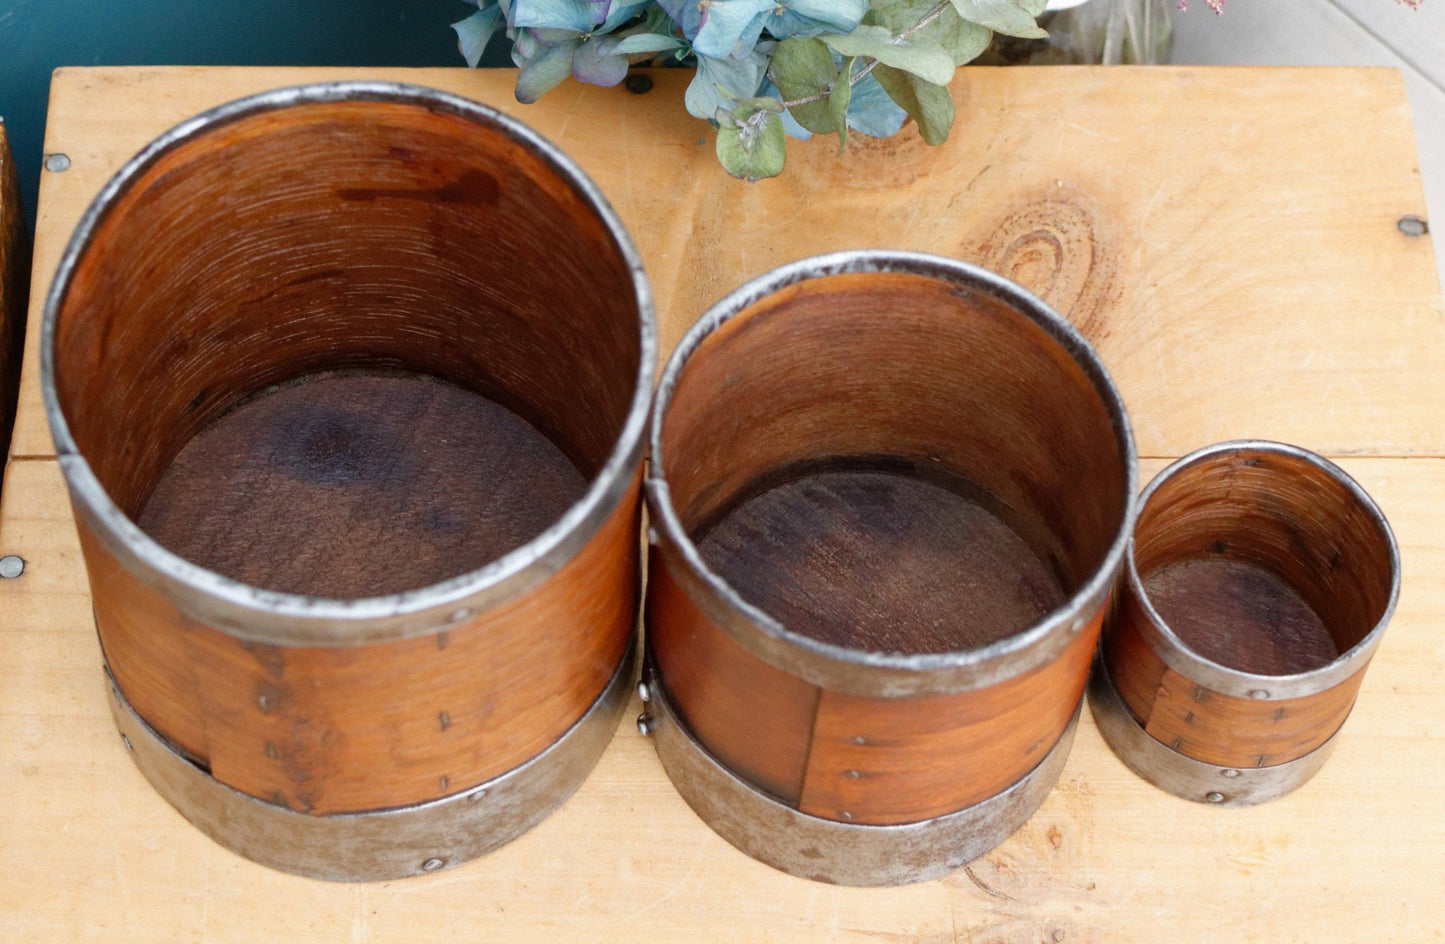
<box><xmin>1170</xmin><ymin>0</ymin><xmax>1445</xmax><ymax>295</ymax></box>
<box><xmin>9</xmin><ymin>66</ymin><xmax>1443</xmax><ymax>460</ymax></box>
<box><xmin>2</xmin><ymin>66</ymin><xmax>1443</xmax><ymax>943</ymax></box>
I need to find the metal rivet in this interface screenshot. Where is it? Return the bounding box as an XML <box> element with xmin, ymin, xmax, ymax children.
<box><xmin>265</xmin><ymin>740</ymin><xmax>279</xmax><ymax>759</ymax></box>
<box><xmin>0</xmin><ymin>555</ymin><xmax>25</xmax><ymax>579</ymax></box>
<box><xmin>1221</xmin><ymin>768</ymin><xmax>1241</xmax><ymax>779</ymax></box>
<box><xmin>1205</xmin><ymin>792</ymin><xmax>1225</xmax><ymax>803</ymax></box>
<box><xmin>636</xmin><ymin>712</ymin><xmax>655</xmax><ymax>737</ymax></box>
<box><xmin>636</xmin><ymin>681</ymin><xmax>651</xmax><ymax>704</ymax></box>
<box><xmin>121</xmin><ymin>734</ymin><xmax>133</xmax><ymax>752</ymax></box>
<box><xmin>844</xmin><ymin>769</ymin><xmax>861</xmax><ymax>779</ymax></box>
<box><xmin>439</xmin><ymin>711</ymin><xmax>452</xmax><ymax>731</ymax></box>
<box><xmin>646</xmin><ymin>527</ymin><xmax>660</xmax><ymax>545</ymax></box>
<box><xmin>448</xmin><ymin>608</ymin><xmax>472</xmax><ymax>624</ymax></box>
<box><xmin>625</xmin><ymin>73</ymin><xmax>654</xmax><ymax>95</ymax></box>
<box><xmin>849</xmin><ymin>735</ymin><xmax>867</xmax><ymax>746</ymax></box>
<box><xmin>467</xmin><ymin>787</ymin><xmax>488</xmax><ymax>803</ymax></box>
<box><xmin>840</xmin><ymin>811</ymin><xmax>854</xmax><ymax>820</ymax></box>
<box><xmin>1249</xmin><ymin>689</ymin><xmax>1270</xmax><ymax>700</ymax></box>
<box><xmin>44</xmin><ymin>153</ymin><xmax>71</xmax><ymax>173</ymax></box>
<box><xmin>1399</xmin><ymin>215</ymin><xmax>1429</xmax><ymax>237</ymax></box>
<box><xmin>257</xmin><ymin>694</ymin><xmax>272</xmax><ymax>712</ymax></box>
<box><xmin>420</xmin><ymin>857</ymin><xmax>446</xmax><ymax>873</ymax></box>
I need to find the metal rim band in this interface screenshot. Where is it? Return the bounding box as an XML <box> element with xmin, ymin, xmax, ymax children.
<box><xmin>43</xmin><ymin>81</ymin><xmax>657</xmax><ymax>647</ymax></box>
<box><xmin>106</xmin><ymin>644</ymin><xmax>636</xmax><ymax>882</ymax></box>
<box><xmin>645</xmin><ymin>250</ymin><xmax>1137</xmax><ymax>698</ymax></box>
<box><xmin>1087</xmin><ymin>652</ymin><xmax>1340</xmax><ymax>807</ymax></box>
<box><xmin>1126</xmin><ymin>440</ymin><xmax>1400</xmax><ymax>701</ymax></box>
<box><xmin>642</xmin><ymin>670</ymin><xmax>1080</xmax><ymax>887</ymax></box>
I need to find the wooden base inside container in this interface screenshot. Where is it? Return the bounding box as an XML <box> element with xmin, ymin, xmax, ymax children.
<box><xmin>696</xmin><ymin>467</ymin><xmax>1067</xmax><ymax>655</ymax></box>
<box><xmin>1142</xmin><ymin>558</ymin><xmax>1338</xmax><ymax>676</ymax></box>
<box><xmin>139</xmin><ymin>370</ymin><xmax>586</xmax><ymax>598</ymax></box>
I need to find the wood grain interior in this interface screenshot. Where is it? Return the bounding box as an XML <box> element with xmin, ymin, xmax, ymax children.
<box><xmin>696</xmin><ymin>466</ymin><xmax>1066</xmax><ymax>655</ymax></box>
<box><xmin>50</xmin><ymin>96</ymin><xmax>645</xmax><ymax>811</ymax></box>
<box><xmin>661</xmin><ymin>273</ymin><xmax>1126</xmax><ymax>599</ymax></box>
<box><xmin>138</xmin><ymin>370</ymin><xmax>587</xmax><ymax>598</ymax></box>
<box><xmin>1132</xmin><ymin>448</ymin><xmax>1394</xmax><ymax>671</ymax></box>
<box><xmin>54</xmin><ymin>99</ymin><xmax>639</xmax><ymax>520</ymax></box>
<box><xmin>650</xmin><ymin>267</ymin><xmax>1130</xmax><ymax>824</ymax></box>
<box><xmin>1143</xmin><ymin>558</ymin><xmax>1336</xmax><ymax>675</ymax></box>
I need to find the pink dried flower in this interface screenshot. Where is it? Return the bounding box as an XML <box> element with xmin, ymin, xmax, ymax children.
<box><xmin>1177</xmin><ymin>0</ymin><xmax>1226</xmax><ymax>13</ymax></box>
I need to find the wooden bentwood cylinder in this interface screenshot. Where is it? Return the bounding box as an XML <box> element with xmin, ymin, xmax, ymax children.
<box><xmin>642</xmin><ymin>252</ymin><xmax>1138</xmax><ymax>886</ymax></box>
<box><xmin>1090</xmin><ymin>441</ymin><xmax>1400</xmax><ymax>806</ymax></box>
<box><xmin>41</xmin><ymin>83</ymin><xmax>656</xmax><ymax>880</ymax></box>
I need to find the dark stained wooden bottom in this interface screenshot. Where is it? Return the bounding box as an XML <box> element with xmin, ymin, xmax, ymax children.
<box><xmin>1142</xmin><ymin>558</ymin><xmax>1338</xmax><ymax>676</ymax></box>
<box><xmin>696</xmin><ymin>469</ymin><xmax>1066</xmax><ymax>655</ymax></box>
<box><xmin>139</xmin><ymin>370</ymin><xmax>586</xmax><ymax>599</ymax></box>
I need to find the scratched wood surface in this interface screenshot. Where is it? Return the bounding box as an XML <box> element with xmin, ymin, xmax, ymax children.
<box><xmin>1</xmin><ymin>66</ymin><xmax>1443</xmax><ymax>942</ymax></box>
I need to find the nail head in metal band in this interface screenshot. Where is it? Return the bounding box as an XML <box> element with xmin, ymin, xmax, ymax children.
<box><xmin>42</xmin><ymin>81</ymin><xmax>657</xmax><ymax>648</ymax></box>
<box><xmin>1087</xmin><ymin>654</ymin><xmax>1340</xmax><ymax>807</ymax></box>
<box><xmin>106</xmin><ymin>645</ymin><xmax>636</xmax><ymax>881</ymax></box>
<box><xmin>645</xmin><ymin>250</ymin><xmax>1137</xmax><ymax>698</ymax></box>
<box><xmin>648</xmin><ymin>671</ymin><xmax>1080</xmax><ymax>886</ymax></box>
<box><xmin>1125</xmin><ymin>440</ymin><xmax>1399</xmax><ymax>701</ymax></box>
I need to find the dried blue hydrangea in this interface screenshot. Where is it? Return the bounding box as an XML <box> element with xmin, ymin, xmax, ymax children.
<box><xmin>452</xmin><ymin>0</ymin><xmax>1048</xmax><ymax>180</ymax></box>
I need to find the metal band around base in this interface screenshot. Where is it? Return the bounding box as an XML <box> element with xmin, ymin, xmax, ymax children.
<box><xmin>1087</xmin><ymin>653</ymin><xmax>1340</xmax><ymax>807</ymax></box>
<box><xmin>644</xmin><ymin>674</ymin><xmax>1079</xmax><ymax>887</ymax></box>
<box><xmin>106</xmin><ymin>644</ymin><xmax>636</xmax><ymax>882</ymax></box>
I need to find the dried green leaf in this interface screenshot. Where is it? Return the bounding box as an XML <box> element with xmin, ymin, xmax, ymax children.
<box><xmin>948</xmin><ymin>0</ymin><xmax>1048</xmax><ymax>39</ymax></box>
<box><xmin>821</xmin><ymin>24</ymin><xmax>955</xmax><ymax>87</ymax></box>
<box><xmin>716</xmin><ymin>109</ymin><xmax>788</xmax><ymax>181</ymax></box>
<box><xmin>828</xmin><ymin>57</ymin><xmax>855</xmax><ymax>151</ymax></box>
<box><xmin>772</xmin><ymin>37</ymin><xmax>843</xmax><ymax>134</ymax></box>
<box><xmin>867</xmin><ymin>0</ymin><xmax>993</xmax><ymax>66</ymax></box>
<box><xmin>873</xmin><ymin>63</ymin><xmax>954</xmax><ymax>145</ymax></box>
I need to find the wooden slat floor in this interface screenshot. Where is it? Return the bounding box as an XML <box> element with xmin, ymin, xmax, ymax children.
<box><xmin>1170</xmin><ymin>0</ymin><xmax>1445</xmax><ymax>292</ymax></box>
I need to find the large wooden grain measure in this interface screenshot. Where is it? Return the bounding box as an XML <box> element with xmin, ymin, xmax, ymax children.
<box><xmin>40</xmin><ymin>82</ymin><xmax>655</xmax><ymax>880</ymax></box>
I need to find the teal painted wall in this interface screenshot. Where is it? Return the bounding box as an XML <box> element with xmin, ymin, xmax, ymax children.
<box><xmin>0</xmin><ymin>0</ymin><xmax>511</xmax><ymax>233</ymax></box>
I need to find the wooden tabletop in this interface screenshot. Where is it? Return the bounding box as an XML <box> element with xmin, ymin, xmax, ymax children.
<box><xmin>2</xmin><ymin>66</ymin><xmax>1442</xmax><ymax>942</ymax></box>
